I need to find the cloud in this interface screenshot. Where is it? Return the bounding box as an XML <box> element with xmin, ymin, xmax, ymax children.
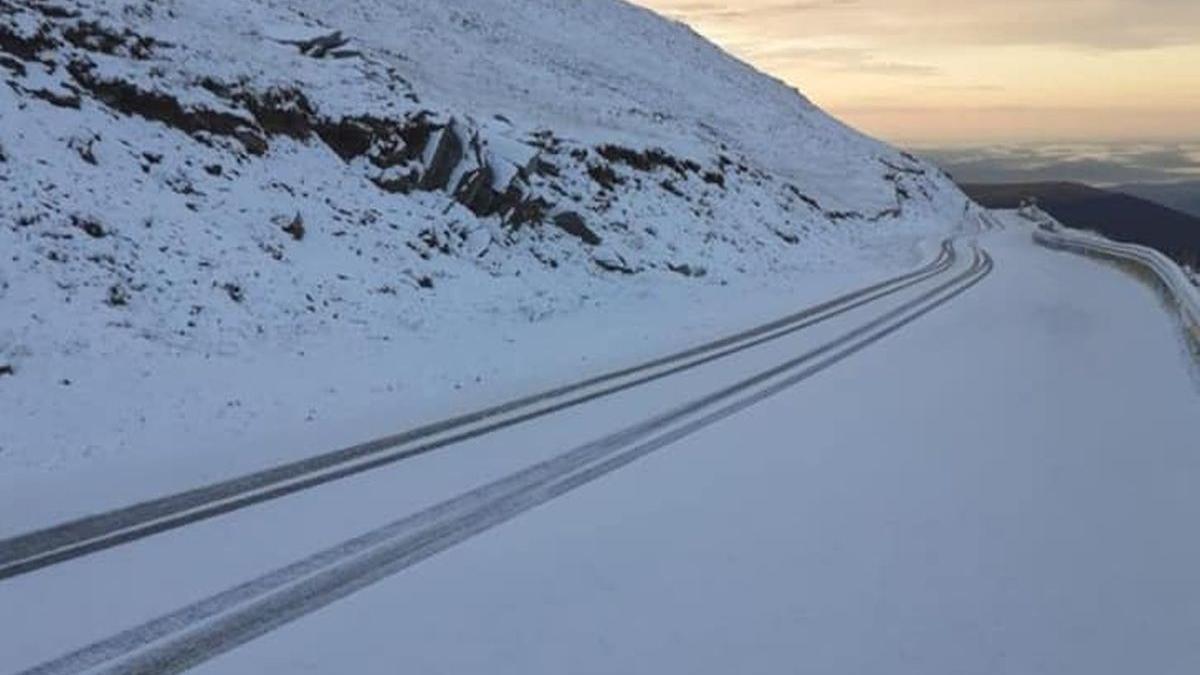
<box><xmin>914</xmin><ymin>142</ymin><xmax>1200</xmax><ymax>185</ymax></box>
<box><xmin>643</xmin><ymin>0</ymin><xmax>1200</xmax><ymax>50</ymax></box>
<box><xmin>747</xmin><ymin>44</ymin><xmax>940</xmax><ymax>77</ymax></box>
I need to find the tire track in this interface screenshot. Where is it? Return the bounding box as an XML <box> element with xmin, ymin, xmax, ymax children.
<box><xmin>0</xmin><ymin>242</ymin><xmax>955</xmax><ymax>582</ymax></box>
<box><xmin>21</xmin><ymin>245</ymin><xmax>992</xmax><ymax>675</ymax></box>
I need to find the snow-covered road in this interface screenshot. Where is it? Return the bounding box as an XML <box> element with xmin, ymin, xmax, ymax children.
<box><xmin>3</xmin><ymin>217</ymin><xmax>1199</xmax><ymax>674</ymax></box>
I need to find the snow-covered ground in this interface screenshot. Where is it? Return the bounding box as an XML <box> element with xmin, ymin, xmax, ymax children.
<box><xmin>2</xmin><ymin>217</ymin><xmax>1197</xmax><ymax>675</ymax></box>
<box><xmin>183</xmin><ymin>218</ymin><xmax>1200</xmax><ymax>675</ymax></box>
<box><xmin>0</xmin><ymin>0</ymin><xmax>980</xmax><ymax>480</ymax></box>
<box><xmin>5</xmin><ymin>1</ymin><xmax>1197</xmax><ymax>672</ymax></box>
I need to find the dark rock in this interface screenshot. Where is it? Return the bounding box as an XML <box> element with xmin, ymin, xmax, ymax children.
<box><xmin>454</xmin><ymin>165</ymin><xmax>497</xmax><ymax>216</ymax></box>
<box><xmin>282</xmin><ymin>213</ymin><xmax>305</xmax><ymax>240</ymax></box>
<box><xmin>508</xmin><ymin>197</ymin><xmax>551</xmax><ymax>228</ymax></box>
<box><xmin>419</xmin><ymin>120</ymin><xmax>463</xmax><ymax>191</ymax></box>
<box><xmin>587</xmin><ymin>163</ymin><xmax>622</xmax><ymax>190</ymax></box>
<box><xmin>294</xmin><ymin>31</ymin><xmax>350</xmax><ymax>58</ymax></box>
<box><xmin>240</xmin><ymin>87</ymin><xmax>316</xmax><ymax>140</ymax></box>
<box><xmin>371</xmin><ymin>168</ymin><xmax>420</xmax><ymax>194</ymax></box>
<box><xmin>772</xmin><ymin>227</ymin><xmax>800</xmax><ymax>244</ymax></box>
<box><xmin>68</xmin><ymin>135</ymin><xmax>97</xmax><ymax>164</ymax></box>
<box><xmin>0</xmin><ymin>19</ymin><xmax>57</xmax><ymax>61</ymax></box>
<box><xmin>702</xmin><ymin>170</ymin><xmax>725</xmax><ymax>188</ymax></box>
<box><xmin>597</xmin><ymin>144</ymin><xmax>691</xmax><ymax>177</ymax></box>
<box><xmin>0</xmin><ymin>364</ymin><xmax>13</xmax><ymax>377</ymax></box>
<box><xmin>105</xmin><ymin>284</ymin><xmax>128</xmax><ymax>306</ymax></box>
<box><xmin>28</xmin><ymin>85</ymin><xmax>81</xmax><ymax>109</ymax></box>
<box><xmin>72</xmin><ymin>215</ymin><xmax>105</xmax><ymax>238</ymax></box>
<box><xmin>29</xmin><ymin>4</ymin><xmax>80</xmax><ymax>20</ymax></box>
<box><xmin>553</xmin><ymin>211</ymin><xmax>601</xmax><ymax>246</ymax></box>
<box><xmin>315</xmin><ymin>118</ymin><xmax>374</xmax><ymax>162</ymax></box>
<box><xmin>204</xmin><ymin>163</ymin><xmax>222</xmax><ymax>176</ymax></box>
<box><xmin>533</xmin><ymin>158</ymin><xmax>560</xmax><ymax>177</ymax></box>
<box><xmin>785</xmin><ymin>184</ymin><xmax>821</xmax><ymax>210</ymax></box>
<box><xmin>593</xmin><ymin>249</ymin><xmax>634</xmax><ymax>274</ymax></box>
<box><xmin>68</xmin><ymin>61</ymin><xmax>264</xmax><ymax>153</ymax></box>
<box><xmin>0</xmin><ymin>53</ymin><xmax>27</xmax><ymax>76</ymax></box>
<box><xmin>235</xmin><ymin>129</ymin><xmax>269</xmax><ymax>156</ymax></box>
<box><xmin>660</xmin><ymin>179</ymin><xmax>684</xmax><ymax>197</ymax></box>
<box><xmin>222</xmin><ymin>282</ymin><xmax>244</xmax><ymax>303</ymax></box>
<box><xmin>668</xmin><ymin>263</ymin><xmax>707</xmax><ymax>278</ymax></box>
<box><xmin>63</xmin><ymin>21</ymin><xmax>158</xmax><ymax>59</ymax></box>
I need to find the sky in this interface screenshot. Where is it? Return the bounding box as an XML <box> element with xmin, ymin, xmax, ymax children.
<box><xmin>634</xmin><ymin>0</ymin><xmax>1200</xmax><ymax>147</ymax></box>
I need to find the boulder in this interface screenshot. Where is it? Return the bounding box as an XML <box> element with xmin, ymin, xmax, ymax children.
<box><xmin>553</xmin><ymin>211</ymin><xmax>601</xmax><ymax>245</ymax></box>
<box><xmin>419</xmin><ymin>120</ymin><xmax>464</xmax><ymax>191</ymax></box>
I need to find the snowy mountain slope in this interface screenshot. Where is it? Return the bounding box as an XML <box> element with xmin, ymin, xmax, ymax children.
<box><xmin>0</xmin><ymin>0</ymin><xmax>982</xmax><ymax>474</ymax></box>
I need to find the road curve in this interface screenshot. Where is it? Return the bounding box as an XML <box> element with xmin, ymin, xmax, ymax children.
<box><xmin>20</xmin><ymin>244</ymin><xmax>993</xmax><ymax>675</ymax></box>
<box><xmin>0</xmin><ymin>241</ymin><xmax>956</xmax><ymax>582</ymax></box>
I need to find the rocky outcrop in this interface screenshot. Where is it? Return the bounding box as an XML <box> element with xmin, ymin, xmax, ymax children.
<box><xmin>553</xmin><ymin>211</ymin><xmax>601</xmax><ymax>246</ymax></box>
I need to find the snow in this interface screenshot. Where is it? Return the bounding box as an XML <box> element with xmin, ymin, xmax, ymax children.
<box><xmin>185</xmin><ymin>218</ymin><xmax>1199</xmax><ymax>675</ymax></box>
<box><xmin>4</xmin><ymin>2</ymin><xmax>1197</xmax><ymax>671</ymax></box>
<box><xmin>2</xmin><ymin>217</ymin><xmax>1197</xmax><ymax>674</ymax></box>
<box><xmin>0</xmin><ymin>0</ymin><xmax>979</xmax><ymax>483</ymax></box>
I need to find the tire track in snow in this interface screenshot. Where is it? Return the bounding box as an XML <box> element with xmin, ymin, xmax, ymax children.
<box><xmin>0</xmin><ymin>242</ymin><xmax>956</xmax><ymax>582</ymax></box>
<box><xmin>21</xmin><ymin>245</ymin><xmax>992</xmax><ymax>675</ymax></box>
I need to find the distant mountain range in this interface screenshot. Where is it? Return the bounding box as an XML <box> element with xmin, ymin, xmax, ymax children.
<box><xmin>962</xmin><ymin>182</ymin><xmax>1200</xmax><ymax>268</ymax></box>
<box><xmin>1113</xmin><ymin>181</ymin><xmax>1200</xmax><ymax>219</ymax></box>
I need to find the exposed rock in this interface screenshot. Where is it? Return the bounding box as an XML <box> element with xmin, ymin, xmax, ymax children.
<box><xmin>553</xmin><ymin>211</ymin><xmax>601</xmax><ymax>246</ymax></box>
<box><xmin>0</xmin><ymin>17</ymin><xmax>57</xmax><ymax>61</ymax></box>
<box><xmin>668</xmin><ymin>262</ymin><xmax>707</xmax><ymax>278</ymax></box>
<box><xmin>454</xmin><ymin>164</ymin><xmax>497</xmax><ymax>216</ymax></box>
<box><xmin>240</xmin><ymin>87</ymin><xmax>316</xmax><ymax>140</ymax></box>
<box><xmin>0</xmin><ymin>364</ymin><xmax>13</xmax><ymax>378</ymax></box>
<box><xmin>281</xmin><ymin>213</ymin><xmax>305</xmax><ymax>241</ymax></box>
<box><xmin>772</xmin><ymin>226</ymin><xmax>800</xmax><ymax>244</ymax></box>
<box><xmin>63</xmin><ymin>20</ymin><xmax>158</xmax><ymax>59</ymax></box>
<box><xmin>592</xmin><ymin>247</ymin><xmax>634</xmax><ymax>274</ymax></box>
<box><xmin>371</xmin><ymin>166</ymin><xmax>420</xmax><ymax>194</ymax></box>
<box><xmin>0</xmin><ymin>53</ymin><xmax>27</xmax><ymax>75</ymax></box>
<box><xmin>597</xmin><ymin>144</ymin><xmax>693</xmax><ymax>177</ymax></box>
<box><xmin>273</xmin><ymin>29</ymin><xmax>352</xmax><ymax>59</ymax></box>
<box><xmin>587</xmin><ymin>162</ymin><xmax>621</xmax><ymax>190</ymax></box>
<box><xmin>68</xmin><ymin>60</ymin><xmax>264</xmax><ymax>154</ymax></box>
<box><xmin>105</xmin><ymin>284</ymin><xmax>128</xmax><ymax>306</ymax></box>
<box><xmin>419</xmin><ymin>120</ymin><xmax>463</xmax><ymax>191</ymax></box>
<box><xmin>234</xmin><ymin>129</ymin><xmax>269</xmax><ymax>156</ymax></box>
<box><xmin>72</xmin><ymin>214</ymin><xmax>105</xmax><ymax>238</ymax></box>
<box><xmin>315</xmin><ymin>117</ymin><xmax>372</xmax><ymax>161</ymax></box>
<box><xmin>222</xmin><ymin>282</ymin><xmax>244</xmax><ymax>303</ymax></box>
<box><xmin>68</xmin><ymin>134</ymin><xmax>97</xmax><ymax>164</ymax></box>
<box><xmin>26</xmin><ymin>84</ymin><xmax>81</xmax><ymax>108</ymax></box>
<box><xmin>26</xmin><ymin>3</ymin><xmax>80</xmax><ymax>20</ymax></box>
<box><xmin>508</xmin><ymin>196</ymin><xmax>551</xmax><ymax>228</ymax></box>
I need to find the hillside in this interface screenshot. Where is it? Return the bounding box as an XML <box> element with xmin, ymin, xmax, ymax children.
<box><xmin>0</xmin><ymin>0</ymin><xmax>981</xmax><ymax>473</ymax></box>
<box><xmin>961</xmin><ymin>182</ymin><xmax>1200</xmax><ymax>267</ymax></box>
<box><xmin>1114</xmin><ymin>180</ymin><xmax>1200</xmax><ymax>220</ymax></box>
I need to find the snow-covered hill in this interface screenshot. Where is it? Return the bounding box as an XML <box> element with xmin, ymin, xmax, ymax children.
<box><xmin>0</xmin><ymin>0</ymin><xmax>982</xmax><ymax>475</ymax></box>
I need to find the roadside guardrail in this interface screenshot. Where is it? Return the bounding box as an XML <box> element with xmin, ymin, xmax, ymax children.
<box><xmin>1031</xmin><ymin>217</ymin><xmax>1200</xmax><ymax>353</ymax></box>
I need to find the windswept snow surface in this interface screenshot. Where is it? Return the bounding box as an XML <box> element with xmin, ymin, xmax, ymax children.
<box><xmin>186</xmin><ymin>216</ymin><xmax>1200</xmax><ymax>675</ymax></box>
<box><xmin>0</xmin><ymin>0</ymin><xmax>978</xmax><ymax>485</ymax></box>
